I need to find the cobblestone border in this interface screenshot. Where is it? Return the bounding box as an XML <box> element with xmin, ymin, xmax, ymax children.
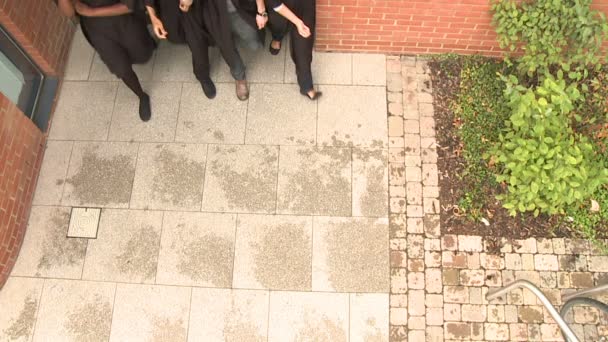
<box><xmin>386</xmin><ymin>56</ymin><xmax>608</xmax><ymax>342</ymax></box>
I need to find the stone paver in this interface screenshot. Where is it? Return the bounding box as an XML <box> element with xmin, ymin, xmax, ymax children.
<box><xmin>188</xmin><ymin>288</ymin><xmax>269</xmax><ymax>341</ymax></box>
<box><xmin>130</xmin><ymin>143</ymin><xmax>207</xmax><ymax>211</ymax></box>
<box><xmin>245</xmin><ymin>83</ymin><xmax>317</xmax><ymax>146</ymax></box>
<box><xmin>109</xmin><ymin>284</ymin><xmax>190</xmax><ymax>342</ymax></box>
<box><xmin>156</xmin><ymin>212</ymin><xmax>236</xmax><ymax>287</ymax></box>
<box><xmin>0</xmin><ymin>277</ymin><xmax>44</xmax><ymax>342</ymax></box>
<box><xmin>268</xmin><ymin>291</ymin><xmax>349</xmax><ymax>342</ymax></box>
<box><xmin>176</xmin><ymin>82</ymin><xmax>248</xmax><ymax>144</ymax></box>
<box><xmin>63</xmin><ymin>26</ymin><xmax>95</xmax><ymax>81</ymax></box>
<box><xmin>82</xmin><ymin>209</ymin><xmax>163</xmax><ymax>283</ymax></box>
<box><xmin>202</xmin><ymin>144</ymin><xmax>279</xmax><ymax>213</ymax></box>
<box><xmin>6</xmin><ymin>34</ymin><xmax>608</xmax><ymax>342</ymax></box>
<box><xmin>317</xmin><ymin>85</ymin><xmax>387</xmax><ymax>148</ymax></box>
<box><xmin>4</xmin><ymin>38</ymin><xmax>391</xmax><ymax>341</ymax></box>
<box><xmin>233</xmin><ymin>214</ymin><xmax>312</xmax><ymax>291</ymax></box>
<box><xmin>108</xmin><ymin>82</ymin><xmax>180</xmax><ymax>142</ymax></box>
<box><xmin>49</xmin><ymin>81</ymin><xmax>117</xmax><ymax>141</ymax></box>
<box><xmin>62</xmin><ymin>142</ymin><xmax>139</xmax><ymax>208</ymax></box>
<box><xmin>11</xmin><ymin>206</ymin><xmax>87</xmax><ymax>279</ymax></box>
<box><xmin>32</xmin><ymin>140</ymin><xmax>73</xmax><ymax>206</ymax></box>
<box><xmin>276</xmin><ymin>145</ymin><xmax>351</xmax><ymax>216</ymax></box>
<box><xmin>312</xmin><ymin>217</ymin><xmax>389</xmax><ymax>293</ymax></box>
<box><xmin>285</xmin><ymin>51</ymin><xmax>352</xmax><ymax>85</ymax></box>
<box><xmin>34</xmin><ymin>280</ymin><xmax>115</xmax><ymax>342</ymax></box>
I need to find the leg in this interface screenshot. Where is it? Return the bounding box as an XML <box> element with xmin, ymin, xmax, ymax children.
<box><xmin>84</xmin><ymin>18</ymin><xmax>152</xmax><ymax>121</ymax></box>
<box><xmin>290</xmin><ymin>0</ymin><xmax>318</xmax><ymax>98</ymax></box>
<box><xmin>120</xmin><ymin>68</ymin><xmax>152</xmax><ymax>121</ymax></box>
<box><xmin>268</xmin><ymin>10</ymin><xmax>288</xmax><ymax>41</ymax></box>
<box><xmin>218</xmin><ymin>46</ymin><xmax>247</xmax><ymax>81</ymax></box>
<box><xmin>290</xmin><ymin>28</ymin><xmax>314</xmax><ymax>95</ymax></box>
<box><xmin>182</xmin><ymin>15</ymin><xmax>216</xmax><ymax>98</ymax></box>
<box><xmin>123</xmin><ymin>15</ymin><xmax>155</xmax><ymax>65</ymax></box>
<box><xmin>229</xmin><ymin>12</ymin><xmax>263</xmax><ymax>50</ymax></box>
<box><xmin>267</xmin><ymin>10</ymin><xmax>288</xmax><ymax>54</ymax></box>
<box><xmin>217</xmin><ymin>42</ymin><xmax>249</xmax><ymax>100</ymax></box>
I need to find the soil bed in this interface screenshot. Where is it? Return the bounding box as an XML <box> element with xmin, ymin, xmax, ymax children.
<box><xmin>427</xmin><ymin>56</ymin><xmax>606</xmax><ymax>247</ymax></box>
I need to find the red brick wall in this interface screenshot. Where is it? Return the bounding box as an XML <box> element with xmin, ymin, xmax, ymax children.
<box><xmin>0</xmin><ymin>1</ymin><xmax>73</xmax><ymax>288</ymax></box>
<box><xmin>0</xmin><ymin>94</ymin><xmax>45</xmax><ymax>289</ymax></box>
<box><xmin>0</xmin><ymin>0</ymin><xmax>75</xmax><ymax>75</ymax></box>
<box><xmin>315</xmin><ymin>0</ymin><xmax>608</xmax><ymax>56</ymax></box>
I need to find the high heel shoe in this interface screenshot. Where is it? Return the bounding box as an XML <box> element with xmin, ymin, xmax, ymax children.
<box><xmin>269</xmin><ymin>40</ymin><xmax>281</xmax><ymax>55</ymax></box>
<box><xmin>301</xmin><ymin>89</ymin><xmax>322</xmax><ymax>100</ymax></box>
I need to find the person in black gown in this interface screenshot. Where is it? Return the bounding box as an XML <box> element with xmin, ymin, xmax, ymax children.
<box><xmin>147</xmin><ymin>0</ymin><xmax>268</xmax><ymax>100</ymax></box>
<box><xmin>198</xmin><ymin>0</ymin><xmax>268</xmax><ymax>100</ymax></box>
<box><xmin>58</xmin><ymin>0</ymin><xmax>156</xmax><ymax>121</ymax></box>
<box><xmin>144</xmin><ymin>0</ymin><xmax>218</xmax><ymax>98</ymax></box>
<box><xmin>265</xmin><ymin>0</ymin><xmax>321</xmax><ymax>100</ymax></box>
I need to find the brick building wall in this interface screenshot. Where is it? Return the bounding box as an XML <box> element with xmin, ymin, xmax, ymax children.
<box><xmin>0</xmin><ymin>0</ymin><xmax>74</xmax><ymax>288</ymax></box>
<box><xmin>315</xmin><ymin>0</ymin><xmax>608</xmax><ymax>55</ymax></box>
<box><xmin>0</xmin><ymin>94</ymin><xmax>45</xmax><ymax>289</ymax></box>
<box><xmin>0</xmin><ymin>0</ymin><xmax>75</xmax><ymax>76</ymax></box>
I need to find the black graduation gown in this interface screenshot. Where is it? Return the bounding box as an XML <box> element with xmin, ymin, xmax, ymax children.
<box><xmin>144</xmin><ymin>0</ymin><xmax>186</xmax><ymax>43</ymax></box>
<box><xmin>200</xmin><ymin>0</ymin><xmax>263</xmax><ymax>66</ymax></box>
<box><xmin>266</xmin><ymin>0</ymin><xmax>315</xmax><ymax>93</ymax></box>
<box><xmin>79</xmin><ymin>0</ymin><xmax>155</xmax><ymax>78</ymax></box>
<box><xmin>145</xmin><ymin>0</ymin><xmax>214</xmax><ymax>80</ymax></box>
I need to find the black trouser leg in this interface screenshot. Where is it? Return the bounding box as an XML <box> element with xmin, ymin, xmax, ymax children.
<box><xmin>185</xmin><ymin>34</ymin><xmax>211</xmax><ymax>81</ymax></box>
<box><xmin>182</xmin><ymin>13</ymin><xmax>212</xmax><ymax>81</ymax></box>
<box><xmin>120</xmin><ymin>68</ymin><xmax>146</xmax><ymax>98</ymax></box>
<box><xmin>121</xmin><ymin>67</ymin><xmax>151</xmax><ymax>121</ymax></box>
<box><xmin>290</xmin><ymin>0</ymin><xmax>316</xmax><ymax>93</ymax></box>
<box><xmin>268</xmin><ymin>10</ymin><xmax>288</xmax><ymax>42</ymax></box>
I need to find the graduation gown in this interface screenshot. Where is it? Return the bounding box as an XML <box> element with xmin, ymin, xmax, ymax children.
<box><xmin>266</xmin><ymin>0</ymin><xmax>316</xmax><ymax>93</ymax></box>
<box><xmin>200</xmin><ymin>0</ymin><xmax>263</xmax><ymax>66</ymax></box>
<box><xmin>79</xmin><ymin>0</ymin><xmax>155</xmax><ymax>78</ymax></box>
<box><xmin>145</xmin><ymin>0</ymin><xmax>214</xmax><ymax>80</ymax></box>
<box><xmin>144</xmin><ymin>0</ymin><xmax>186</xmax><ymax>43</ymax></box>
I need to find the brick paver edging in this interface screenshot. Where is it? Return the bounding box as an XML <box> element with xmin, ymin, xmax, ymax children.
<box><xmin>386</xmin><ymin>56</ymin><xmax>608</xmax><ymax>342</ymax></box>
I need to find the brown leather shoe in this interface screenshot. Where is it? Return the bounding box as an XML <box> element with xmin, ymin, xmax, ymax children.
<box><xmin>236</xmin><ymin>80</ymin><xmax>249</xmax><ymax>101</ymax></box>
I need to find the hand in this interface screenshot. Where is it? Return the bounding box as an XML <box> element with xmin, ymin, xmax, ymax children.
<box><xmin>256</xmin><ymin>14</ymin><xmax>268</xmax><ymax>30</ymax></box>
<box><xmin>296</xmin><ymin>20</ymin><xmax>311</xmax><ymax>38</ymax></box>
<box><xmin>151</xmin><ymin>17</ymin><xmax>168</xmax><ymax>39</ymax></box>
<box><xmin>74</xmin><ymin>0</ymin><xmax>94</xmax><ymax>16</ymax></box>
<box><xmin>179</xmin><ymin>0</ymin><xmax>192</xmax><ymax>12</ymax></box>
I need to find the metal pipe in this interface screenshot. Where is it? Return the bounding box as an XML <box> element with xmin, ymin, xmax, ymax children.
<box><xmin>486</xmin><ymin>280</ymin><xmax>580</xmax><ymax>342</ymax></box>
<box><xmin>562</xmin><ymin>283</ymin><xmax>608</xmax><ymax>302</ymax></box>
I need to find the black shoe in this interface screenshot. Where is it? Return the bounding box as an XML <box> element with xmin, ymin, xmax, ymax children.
<box><xmin>200</xmin><ymin>78</ymin><xmax>216</xmax><ymax>99</ymax></box>
<box><xmin>139</xmin><ymin>93</ymin><xmax>151</xmax><ymax>122</ymax></box>
<box><xmin>269</xmin><ymin>40</ymin><xmax>281</xmax><ymax>55</ymax></box>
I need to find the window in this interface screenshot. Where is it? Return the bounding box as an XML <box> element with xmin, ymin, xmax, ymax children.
<box><xmin>0</xmin><ymin>25</ymin><xmax>58</xmax><ymax>132</ymax></box>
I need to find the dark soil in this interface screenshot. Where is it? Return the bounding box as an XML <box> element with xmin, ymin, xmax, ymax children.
<box><xmin>428</xmin><ymin>57</ymin><xmax>577</xmax><ymax>246</ymax></box>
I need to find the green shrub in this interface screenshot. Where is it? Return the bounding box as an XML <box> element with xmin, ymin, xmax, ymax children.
<box><xmin>451</xmin><ymin>58</ymin><xmax>511</xmax><ymax>219</ymax></box>
<box><xmin>565</xmin><ymin>184</ymin><xmax>608</xmax><ymax>251</ymax></box>
<box><xmin>491</xmin><ymin>0</ymin><xmax>608</xmax><ymax>79</ymax></box>
<box><xmin>490</xmin><ymin>73</ymin><xmax>608</xmax><ymax>216</ymax></box>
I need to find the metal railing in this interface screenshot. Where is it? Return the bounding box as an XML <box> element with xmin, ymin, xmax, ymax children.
<box><xmin>486</xmin><ymin>279</ymin><xmax>580</xmax><ymax>342</ymax></box>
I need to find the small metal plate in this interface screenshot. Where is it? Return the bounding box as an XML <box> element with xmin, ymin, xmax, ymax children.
<box><xmin>67</xmin><ymin>207</ymin><xmax>101</xmax><ymax>239</ymax></box>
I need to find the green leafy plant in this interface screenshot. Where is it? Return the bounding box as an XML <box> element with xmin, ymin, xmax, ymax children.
<box><xmin>451</xmin><ymin>57</ymin><xmax>510</xmax><ymax>220</ymax></box>
<box><xmin>491</xmin><ymin>0</ymin><xmax>608</xmax><ymax>79</ymax></box>
<box><xmin>564</xmin><ymin>184</ymin><xmax>608</xmax><ymax>251</ymax></box>
<box><xmin>490</xmin><ymin>73</ymin><xmax>608</xmax><ymax>216</ymax></box>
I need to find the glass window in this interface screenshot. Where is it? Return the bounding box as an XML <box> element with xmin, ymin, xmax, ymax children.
<box><xmin>0</xmin><ymin>25</ymin><xmax>57</xmax><ymax>132</ymax></box>
<box><xmin>0</xmin><ymin>50</ymin><xmax>26</xmax><ymax>104</ymax></box>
